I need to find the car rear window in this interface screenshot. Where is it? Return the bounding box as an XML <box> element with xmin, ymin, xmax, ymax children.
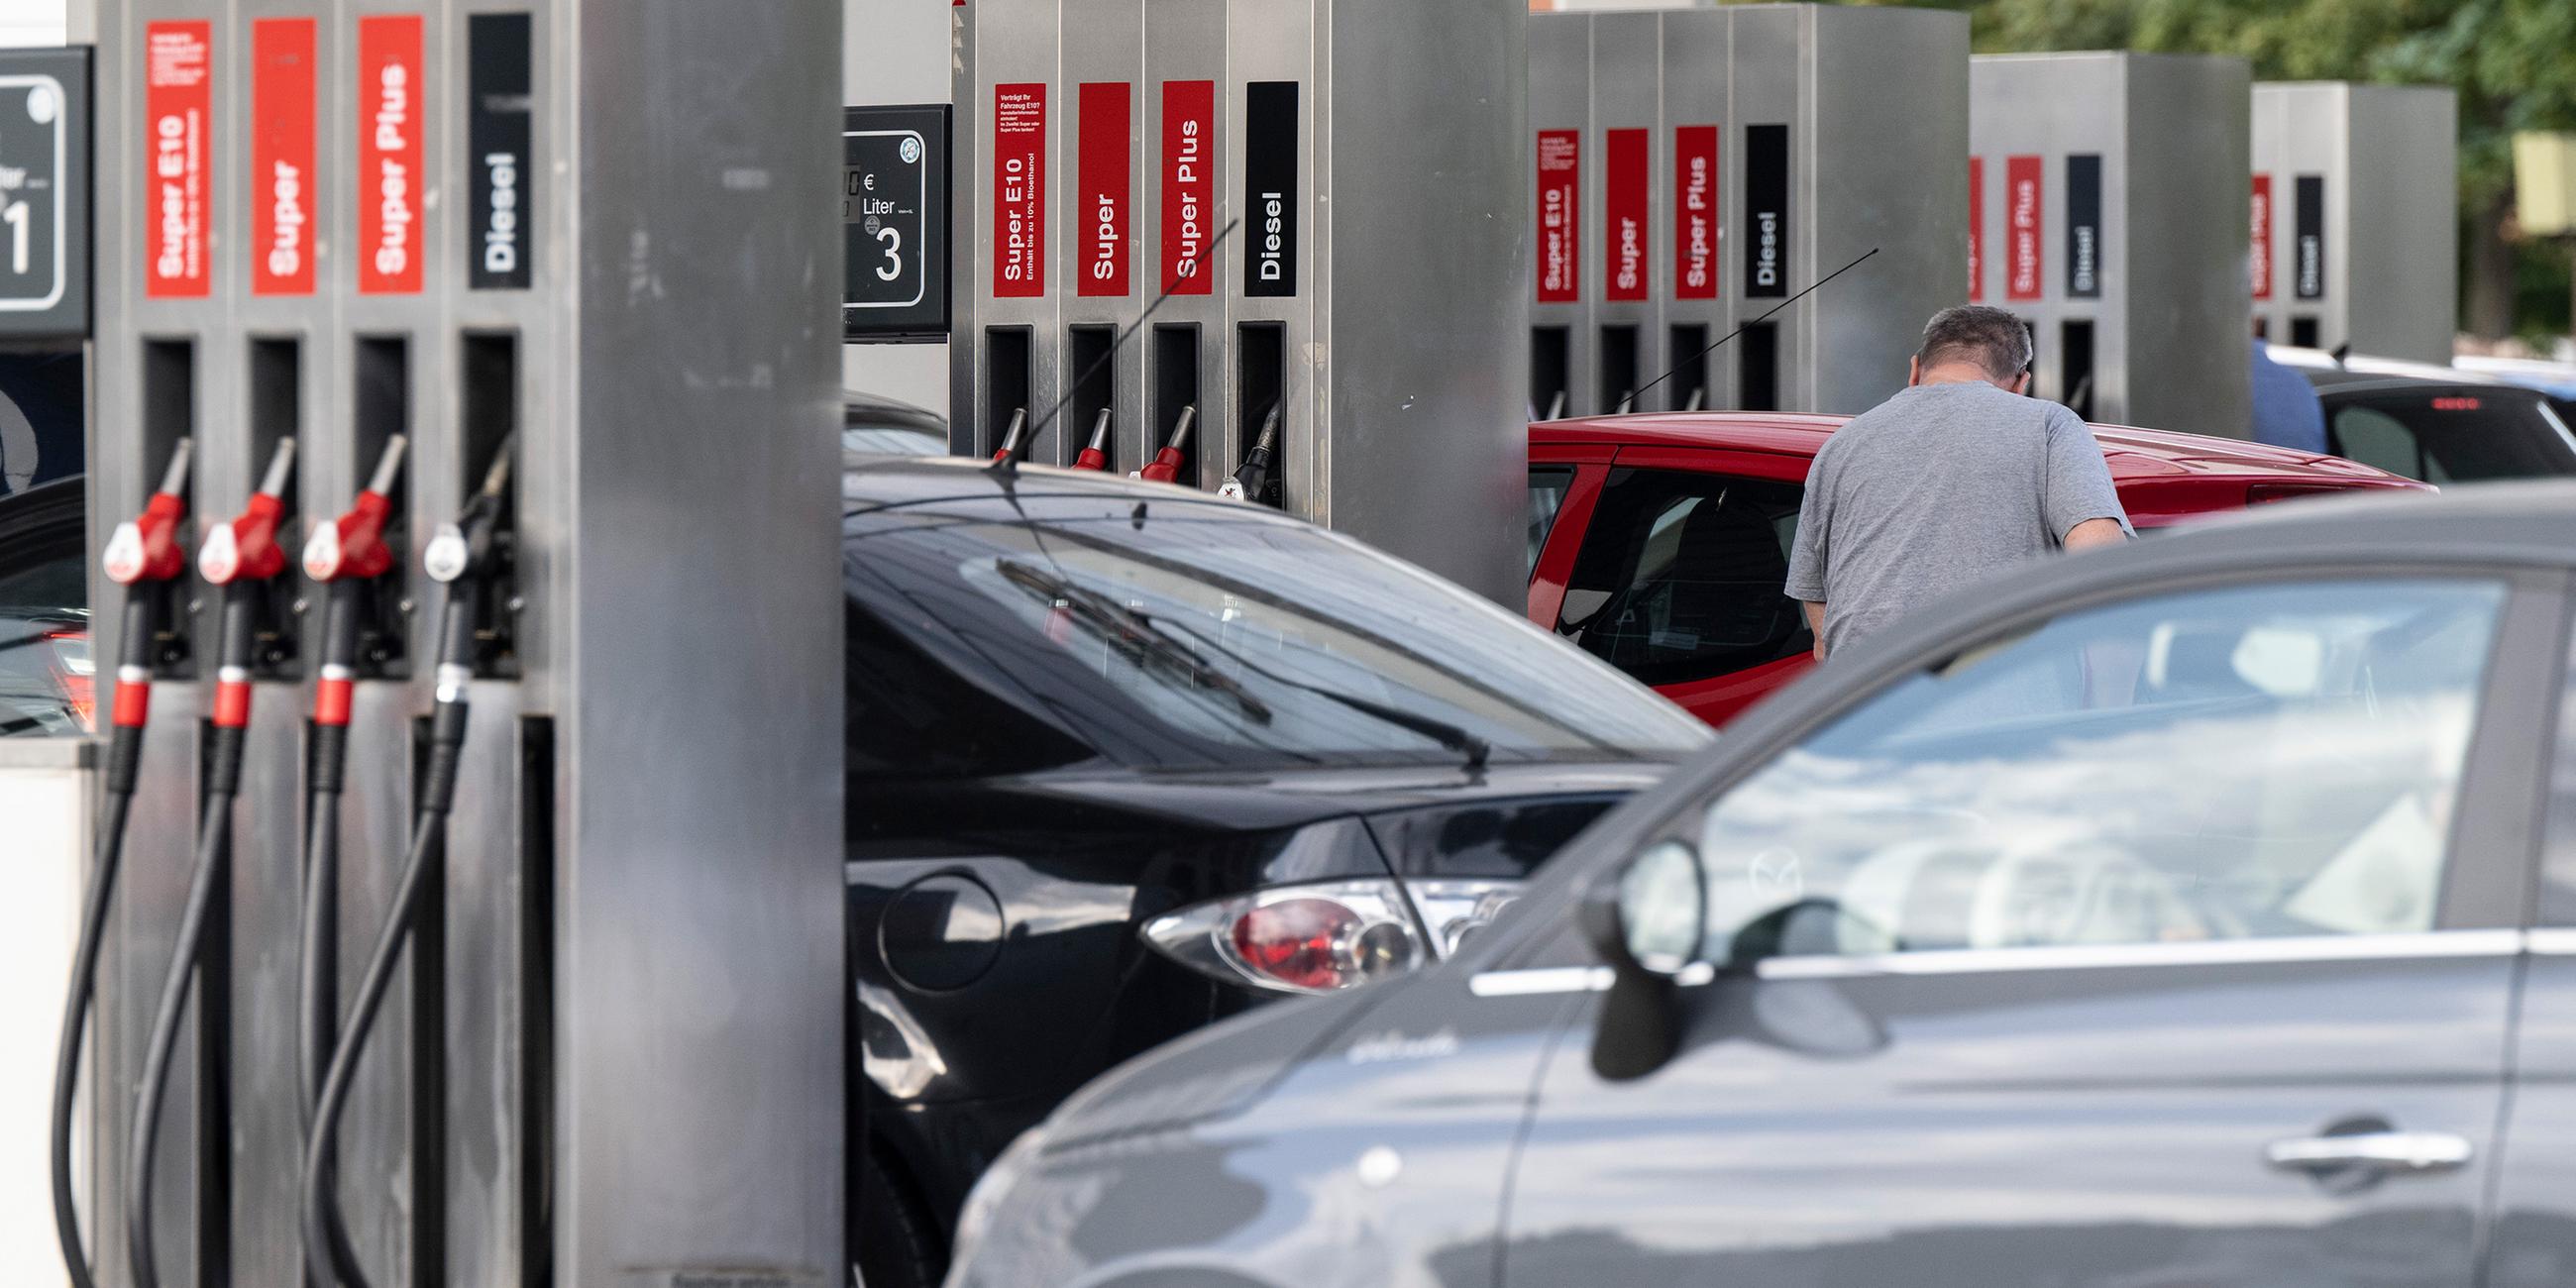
<box><xmin>2326</xmin><ymin>390</ymin><xmax>2576</xmax><ymax>483</ymax></box>
<box><xmin>841</xmin><ymin>503</ymin><xmax>1710</xmax><ymax>776</ymax></box>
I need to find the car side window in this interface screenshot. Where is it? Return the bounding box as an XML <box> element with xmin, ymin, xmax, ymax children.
<box><xmin>2330</xmin><ymin>406</ymin><xmax>2426</xmax><ymax>482</ymax></box>
<box><xmin>2539</xmin><ymin>622</ymin><xmax>2576</xmax><ymax>926</ymax></box>
<box><xmin>1528</xmin><ymin>466</ymin><xmax>1575</xmax><ymax>575</ymax></box>
<box><xmin>1555</xmin><ymin>469</ymin><xmax>1811</xmax><ymax>686</ymax></box>
<box><xmin>1664</xmin><ymin>579</ymin><xmax>2504</xmax><ymax>963</ymax></box>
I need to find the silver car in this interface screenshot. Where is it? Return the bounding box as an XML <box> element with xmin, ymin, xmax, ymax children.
<box><xmin>944</xmin><ymin>482</ymin><xmax>2576</xmax><ymax>1288</ymax></box>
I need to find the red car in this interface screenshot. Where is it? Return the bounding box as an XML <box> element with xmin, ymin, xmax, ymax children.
<box><xmin>1528</xmin><ymin>412</ymin><xmax>2429</xmax><ymax>727</ymax></box>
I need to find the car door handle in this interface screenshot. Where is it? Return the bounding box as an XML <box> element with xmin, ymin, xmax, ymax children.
<box><xmin>2265</xmin><ymin>1130</ymin><xmax>2473</xmax><ymax>1175</ymax></box>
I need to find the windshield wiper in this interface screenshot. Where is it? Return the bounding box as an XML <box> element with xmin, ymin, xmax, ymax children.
<box><xmin>1158</xmin><ymin>617</ymin><xmax>1491</xmax><ymax>772</ymax></box>
<box><xmin>994</xmin><ymin>560</ymin><xmax>1273</xmax><ymax>725</ymax></box>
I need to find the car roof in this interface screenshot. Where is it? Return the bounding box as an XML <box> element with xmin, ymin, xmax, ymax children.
<box><xmin>844</xmin><ymin>388</ymin><xmax>949</xmax><ymax>434</ymax></box>
<box><xmin>1530</xmin><ymin>410</ymin><xmax>2409</xmax><ymax>484</ymax></box>
<box><xmin>2265</xmin><ymin>346</ymin><xmax>2509</xmax><ymax>385</ymax></box>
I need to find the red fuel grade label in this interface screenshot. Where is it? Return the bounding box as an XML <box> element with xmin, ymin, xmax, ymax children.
<box><xmin>1604</xmin><ymin>128</ymin><xmax>1647</xmax><ymax>302</ymax></box>
<box><xmin>1967</xmin><ymin>157</ymin><xmax>1984</xmax><ymax>302</ymax></box>
<box><xmin>1536</xmin><ymin>130</ymin><xmax>1578</xmax><ymax>304</ymax></box>
<box><xmin>252</xmin><ymin>18</ymin><xmax>317</xmax><ymax>295</ymax></box>
<box><xmin>2005</xmin><ymin>155</ymin><xmax>2042</xmax><ymax>302</ymax></box>
<box><xmin>2249</xmin><ymin>173</ymin><xmax>2273</xmax><ymax>301</ymax></box>
<box><xmin>358</xmin><ymin>14</ymin><xmax>424</xmax><ymax>294</ymax></box>
<box><xmin>145</xmin><ymin>21</ymin><xmax>212</xmax><ymax>298</ymax></box>
<box><xmin>1077</xmin><ymin>82</ymin><xmax>1128</xmax><ymax>297</ymax></box>
<box><xmin>1159</xmin><ymin>80</ymin><xmax>1214</xmax><ymax>295</ymax></box>
<box><xmin>992</xmin><ymin>82</ymin><xmax>1045</xmax><ymax>298</ymax></box>
<box><xmin>1674</xmin><ymin>126</ymin><xmax>1716</xmax><ymax>301</ymax></box>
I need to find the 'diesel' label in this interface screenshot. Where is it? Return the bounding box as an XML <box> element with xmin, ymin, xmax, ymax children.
<box><xmin>468</xmin><ymin>12</ymin><xmax>533</xmax><ymax>290</ymax></box>
<box><xmin>2295</xmin><ymin>173</ymin><xmax>2324</xmax><ymax>300</ymax></box>
<box><xmin>145</xmin><ymin>20</ymin><xmax>211</xmax><ymax>298</ymax></box>
<box><xmin>251</xmin><ymin>18</ymin><xmax>315</xmax><ymax>295</ymax></box>
<box><xmin>1242</xmin><ymin>81</ymin><xmax>1296</xmax><ymax>298</ymax></box>
<box><xmin>2065</xmin><ymin>154</ymin><xmax>2100</xmax><ymax>299</ymax></box>
<box><xmin>1743</xmin><ymin>124</ymin><xmax>1787</xmax><ymax>299</ymax></box>
<box><xmin>358</xmin><ymin>14</ymin><xmax>424</xmax><ymax>294</ymax></box>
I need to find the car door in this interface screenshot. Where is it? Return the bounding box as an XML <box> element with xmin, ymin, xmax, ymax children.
<box><xmin>2484</xmin><ymin>587</ymin><xmax>2576</xmax><ymax>1288</ymax></box>
<box><xmin>1491</xmin><ymin>569</ymin><xmax>2556</xmax><ymax>1288</ymax></box>
<box><xmin>1529</xmin><ymin>443</ymin><xmax>1614</xmax><ymax>626</ymax></box>
<box><xmin>1548</xmin><ymin>449</ymin><xmax>1814</xmax><ymax>726</ymax></box>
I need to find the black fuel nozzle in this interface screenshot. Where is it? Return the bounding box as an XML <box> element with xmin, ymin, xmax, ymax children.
<box><xmin>1218</xmin><ymin>405</ymin><xmax>1282</xmax><ymax>506</ymax></box>
<box><xmin>423</xmin><ymin>433</ymin><xmax>516</xmax><ymax>590</ymax></box>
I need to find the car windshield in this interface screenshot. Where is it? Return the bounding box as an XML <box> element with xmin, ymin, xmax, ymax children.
<box><xmin>2326</xmin><ymin>388</ymin><xmax>2576</xmax><ymax>482</ymax></box>
<box><xmin>843</xmin><ymin>425</ymin><xmax>948</xmax><ymax>457</ymax></box>
<box><xmin>840</xmin><ymin>501</ymin><xmax>1710</xmax><ymax>776</ymax></box>
<box><xmin>0</xmin><ymin>507</ymin><xmax>88</xmax><ymax>736</ymax></box>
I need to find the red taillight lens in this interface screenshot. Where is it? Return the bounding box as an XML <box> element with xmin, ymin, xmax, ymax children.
<box><xmin>42</xmin><ymin>628</ymin><xmax>94</xmax><ymax>730</ymax></box>
<box><xmin>1230</xmin><ymin>898</ymin><xmax>1362</xmax><ymax>992</ymax></box>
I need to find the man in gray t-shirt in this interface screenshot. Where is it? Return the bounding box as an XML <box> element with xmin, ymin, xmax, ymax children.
<box><xmin>1784</xmin><ymin>305</ymin><xmax>2130</xmax><ymax>659</ymax></box>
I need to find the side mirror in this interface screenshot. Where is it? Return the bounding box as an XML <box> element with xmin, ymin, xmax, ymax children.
<box><xmin>1579</xmin><ymin>839</ymin><xmax>1706</xmax><ymax>1081</ymax></box>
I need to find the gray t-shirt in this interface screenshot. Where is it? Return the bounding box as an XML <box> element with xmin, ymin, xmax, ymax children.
<box><xmin>1783</xmin><ymin>380</ymin><xmax>2128</xmax><ymax>657</ymax></box>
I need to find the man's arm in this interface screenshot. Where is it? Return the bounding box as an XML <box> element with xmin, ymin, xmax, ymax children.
<box><xmin>1801</xmin><ymin>599</ymin><xmax>1827</xmax><ymax>660</ymax></box>
<box><xmin>2063</xmin><ymin>517</ymin><xmax>2127</xmax><ymax>552</ymax></box>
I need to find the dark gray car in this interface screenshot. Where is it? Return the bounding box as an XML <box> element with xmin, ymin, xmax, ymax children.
<box><xmin>942</xmin><ymin>482</ymin><xmax>2576</xmax><ymax>1288</ymax></box>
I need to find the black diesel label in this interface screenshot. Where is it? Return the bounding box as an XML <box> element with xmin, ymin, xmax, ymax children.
<box><xmin>1745</xmin><ymin>124</ymin><xmax>1787</xmax><ymax>298</ymax></box>
<box><xmin>468</xmin><ymin>13</ymin><xmax>533</xmax><ymax>289</ymax></box>
<box><xmin>2066</xmin><ymin>154</ymin><xmax>2100</xmax><ymax>298</ymax></box>
<box><xmin>1243</xmin><ymin>80</ymin><xmax>1297</xmax><ymax>297</ymax></box>
<box><xmin>2295</xmin><ymin>173</ymin><xmax>2325</xmax><ymax>299</ymax></box>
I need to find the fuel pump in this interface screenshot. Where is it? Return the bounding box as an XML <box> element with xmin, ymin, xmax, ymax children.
<box><xmin>126</xmin><ymin>436</ymin><xmax>300</xmax><ymax>1288</ymax></box>
<box><xmin>1218</xmin><ymin>406</ymin><xmax>1282</xmax><ymax>505</ymax></box>
<box><xmin>50</xmin><ymin>438</ymin><xmax>193</xmax><ymax>1288</ymax></box>
<box><xmin>302</xmin><ymin>439</ymin><xmax>514</xmax><ymax>1288</ymax></box>
<box><xmin>1132</xmin><ymin>406</ymin><xmax>1195</xmax><ymax>483</ymax></box>
<box><xmin>1071</xmin><ymin>409</ymin><xmax>1113</xmax><ymax>472</ymax></box>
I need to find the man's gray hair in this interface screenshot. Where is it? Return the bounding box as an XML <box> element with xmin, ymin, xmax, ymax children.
<box><xmin>1917</xmin><ymin>305</ymin><xmax>2034</xmax><ymax>380</ymax></box>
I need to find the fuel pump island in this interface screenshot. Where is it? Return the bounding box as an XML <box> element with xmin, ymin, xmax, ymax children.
<box><xmin>63</xmin><ymin>2</ymin><xmax>843</xmax><ymax>1284</ymax></box>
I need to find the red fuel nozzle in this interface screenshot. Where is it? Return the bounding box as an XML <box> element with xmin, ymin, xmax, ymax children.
<box><xmin>303</xmin><ymin>435</ymin><xmax>407</xmax><ymax>584</ymax></box>
<box><xmin>989</xmin><ymin>408</ymin><xmax>1029</xmax><ymax>465</ymax></box>
<box><xmin>1134</xmin><ymin>406</ymin><xmax>1196</xmax><ymax>484</ymax></box>
<box><xmin>1072</xmin><ymin>409</ymin><xmax>1113</xmax><ymax>472</ymax></box>
<box><xmin>102</xmin><ymin>438</ymin><xmax>195</xmax><ymax>588</ymax></box>
<box><xmin>199</xmin><ymin>438</ymin><xmax>297</xmax><ymax>587</ymax></box>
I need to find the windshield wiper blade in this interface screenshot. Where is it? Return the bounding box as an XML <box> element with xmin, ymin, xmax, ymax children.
<box><xmin>995</xmin><ymin>560</ymin><xmax>1274</xmax><ymax>725</ymax></box>
<box><xmin>1158</xmin><ymin>617</ymin><xmax>1491</xmax><ymax>772</ymax></box>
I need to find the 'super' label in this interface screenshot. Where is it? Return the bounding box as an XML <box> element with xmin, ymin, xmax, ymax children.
<box><xmin>1967</xmin><ymin>157</ymin><xmax>1984</xmax><ymax>302</ymax></box>
<box><xmin>252</xmin><ymin>18</ymin><xmax>316</xmax><ymax>295</ymax></box>
<box><xmin>2249</xmin><ymin>173</ymin><xmax>2272</xmax><ymax>301</ymax></box>
<box><xmin>358</xmin><ymin>15</ymin><xmax>423</xmax><ymax>294</ymax></box>
<box><xmin>1159</xmin><ymin>80</ymin><xmax>1213</xmax><ymax>295</ymax></box>
<box><xmin>2005</xmin><ymin>155</ymin><xmax>2041</xmax><ymax>301</ymax></box>
<box><xmin>145</xmin><ymin>21</ymin><xmax>211</xmax><ymax>297</ymax></box>
<box><xmin>1674</xmin><ymin>126</ymin><xmax>1717</xmax><ymax>301</ymax></box>
<box><xmin>992</xmin><ymin>82</ymin><xmax>1045</xmax><ymax>298</ymax></box>
<box><xmin>1536</xmin><ymin>130</ymin><xmax>1578</xmax><ymax>304</ymax></box>
<box><xmin>1077</xmin><ymin>82</ymin><xmax>1128</xmax><ymax>297</ymax></box>
<box><xmin>1604</xmin><ymin>128</ymin><xmax>1647</xmax><ymax>302</ymax></box>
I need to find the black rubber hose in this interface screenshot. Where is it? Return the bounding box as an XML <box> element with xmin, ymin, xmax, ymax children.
<box><xmin>125</xmin><ymin>590</ymin><xmax>256</xmax><ymax>1288</ymax></box>
<box><xmin>297</xmin><ymin>582</ymin><xmax>367</xmax><ymax>1280</ymax></box>
<box><xmin>301</xmin><ymin>594</ymin><xmax>475</xmax><ymax>1288</ymax></box>
<box><xmin>50</xmin><ymin>593</ymin><xmax>157</xmax><ymax>1288</ymax></box>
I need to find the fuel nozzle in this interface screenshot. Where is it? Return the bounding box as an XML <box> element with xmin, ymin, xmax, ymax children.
<box><xmin>1071</xmin><ymin>409</ymin><xmax>1113</xmax><ymax>472</ymax></box>
<box><xmin>1133</xmin><ymin>406</ymin><xmax>1195</xmax><ymax>484</ymax></box>
<box><xmin>424</xmin><ymin>434</ymin><xmax>516</xmax><ymax>589</ymax></box>
<box><xmin>303</xmin><ymin>434</ymin><xmax>407</xmax><ymax>583</ymax></box>
<box><xmin>1218</xmin><ymin>405</ymin><xmax>1281</xmax><ymax>506</ymax></box>
<box><xmin>198</xmin><ymin>437</ymin><xmax>296</xmax><ymax>587</ymax></box>
<box><xmin>989</xmin><ymin>408</ymin><xmax>1029</xmax><ymax>466</ymax></box>
<box><xmin>102</xmin><ymin>437</ymin><xmax>194</xmax><ymax>588</ymax></box>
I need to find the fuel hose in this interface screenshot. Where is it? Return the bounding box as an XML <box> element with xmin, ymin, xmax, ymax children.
<box><xmin>126</xmin><ymin>437</ymin><xmax>294</xmax><ymax>1288</ymax></box>
<box><xmin>301</xmin><ymin>437</ymin><xmax>510</xmax><ymax>1288</ymax></box>
<box><xmin>50</xmin><ymin>438</ymin><xmax>192</xmax><ymax>1288</ymax></box>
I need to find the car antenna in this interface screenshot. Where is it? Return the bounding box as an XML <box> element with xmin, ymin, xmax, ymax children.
<box><xmin>990</xmin><ymin>218</ymin><xmax>1242</xmax><ymax>476</ymax></box>
<box><xmin>1629</xmin><ymin>246</ymin><xmax>1880</xmax><ymax>410</ymax></box>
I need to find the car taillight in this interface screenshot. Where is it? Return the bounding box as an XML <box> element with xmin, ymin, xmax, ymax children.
<box><xmin>1140</xmin><ymin>878</ymin><xmax>1526</xmax><ymax>995</ymax></box>
<box><xmin>43</xmin><ymin>628</ymin><xmax>94</xmax><ymax>730</ymax></box>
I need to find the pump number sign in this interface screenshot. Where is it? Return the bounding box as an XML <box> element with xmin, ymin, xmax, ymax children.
<box><xmin>846</xmin><ymin>104</ymin><xmax>949</xmax><ymax>342</ymax></box>
<box><xmin>0</xmin><ymin>49</ymin><xmax>86</xmax><ymax>337</ymax></box>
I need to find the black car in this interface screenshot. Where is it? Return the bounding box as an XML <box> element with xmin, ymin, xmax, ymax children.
<box><xmin>844</xmin><ymin>387</ymin><xmax>952</xmax><ymax>457</ymax></box>
<box><xmin>2297</xmin><ymin>363</ymin><xmax>2576</xmax><ymax>483</ymax></box>
<box><xmin>946</xmin><ymin>481</ymin><xmax>2576</xmax><ymax>1288</ymax></box>
<box><xmin>834</xmin><ymin>456</ymin><xmax>1704</xmax><ymax>1285</ymax></box>
<box><xmin>0</xmin><ymin>460</ymin><xmax>1706</xmax><ymax>1288</ymax></box>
